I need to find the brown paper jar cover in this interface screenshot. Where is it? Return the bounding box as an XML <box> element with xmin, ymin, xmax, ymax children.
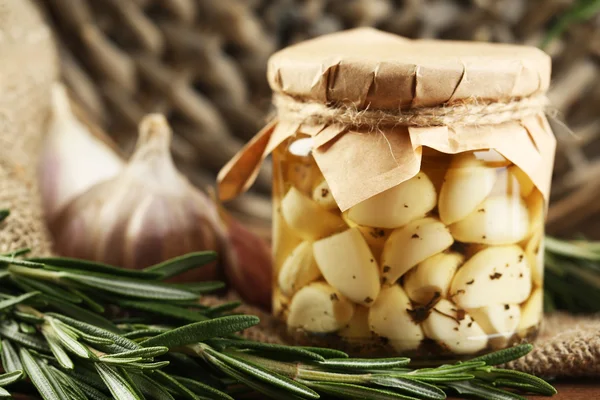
<box><xmin>218</xmin><ymin>27</ymin><xmax>556</xmax><ymax>212</ymax></box>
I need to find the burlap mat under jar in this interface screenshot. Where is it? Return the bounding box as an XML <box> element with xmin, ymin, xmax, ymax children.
<box><xmin>1</xmin><ymin>0</ymin><xmax>599</xmax><ymax>382</ymax></box>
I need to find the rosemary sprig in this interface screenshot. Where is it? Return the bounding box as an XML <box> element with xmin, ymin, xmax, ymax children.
<box><xmin>544</xmin><ymin>236</ymin><xmax>600</xmax><ymax>313</ymax></box>
<box><xmin>0</xmin><ymin>213</ymin><xmax>555</xmax><ymax>399</ymax></box>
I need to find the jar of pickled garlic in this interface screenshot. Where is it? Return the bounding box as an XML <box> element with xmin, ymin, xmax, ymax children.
<box><xmin>218</xmin><ymin>28</ymin><xmax>556</xmax><ymax>358</ymax></box>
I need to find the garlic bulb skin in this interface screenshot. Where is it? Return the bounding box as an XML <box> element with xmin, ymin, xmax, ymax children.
<box><xmin>39</xmin><ymin>83</ymin><xmax>124</xmax><ymax>221</ymax></box>
<box><xmin>50</xmin><ymin>114</ymin><xmax>224</xmax><ymax>282</ymax></box>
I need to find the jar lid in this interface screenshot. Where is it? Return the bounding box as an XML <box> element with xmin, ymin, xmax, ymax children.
<box><xmin>267</xmin><ymin>28</ymin><xmax>551</xmax><ymax>109</ymax></box>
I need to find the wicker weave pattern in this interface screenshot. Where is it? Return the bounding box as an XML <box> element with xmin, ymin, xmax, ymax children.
<box><xmin>40</xmin><ymin>0</ymin><xmax>600</xmax><ymax>237</ymax></box>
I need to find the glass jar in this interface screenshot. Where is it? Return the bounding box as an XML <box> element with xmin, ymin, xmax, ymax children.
<box><xmin>217</xmin><ymin>27</ymin><xmax>555</xmax><ymax>359</ymax></box>
<box><xmin>272</xmin><ymin>135</ymin><xmax>544</xmax><ymax>357</ymax></box>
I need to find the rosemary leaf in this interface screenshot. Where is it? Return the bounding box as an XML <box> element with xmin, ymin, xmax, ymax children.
<box><xmin>19</xmin><ymin>348</ymin><xmax>68</xmax><ymax>400</ymax></box>
<box><xmin>0</xmin><ymin>370</ymin><xmax>23</xmax><ymax>386</ymax></box>
<box><xmin>141</xmin><ymin>315</ymin><xmax>259</xmax><ymax>348</ymax></box>
<box><xmin>48</xmin><ymin>314</ymin><xmax>139</xmax><ymax>352</ymax></box>
<box><xmin>41</xmin><ymin>327</ymin><xmax>74</xmax><ymax>369</ymax></box>
<box><xmin>0</xmin><ymin>340</ymin><xmax>22</xmax><ymax>373</ymax></box>
<box><xmin>101</xmin><ymin>346</ymin><xmax>168</xmax><ymax>359</ymax></box>
<box><xmin>116</xmin><ymin>299</ymin><xmax>209</xmax><ymax>322</ymax></box>
<box><xmin>202</xmin><ymin>352</ymin><xmax>307</xmax><ymax>400</ymax></box>
<box><xmin>470</xmin><ymin>344</ymin><xmax>533</xmax><ymax>365</ymax></box>
<box><xmin>48</xmin><ymin>367</ymin><xmax>88</xmax><ymax>400</ymax></box>
<box><xmin>0</xmin><ymin>320</ymin><xmax>50</xmax><ymax>352</ymax></box>
<box><xmin>43</xmin><ymin>296</ymin><xmax>118</xmax><ymax>333</ymax></box>
<box><xmin>206</xmin><ymin>338</ymin><xmax>326</xmax><ymax>362</ymax></box>
<box><xmin>0</xmin><ymin>292</ymin><xmax>39</xmax><ymax>312</ymax></box>
<box><xmin>476</xmin><ymin>368</ymin><xmax>557</xmax><ymax>396</ymax></box>
<box><xmin>129</xmin><ymin>372</ymin><xmax>176</xmax><ymax>400</ymax></box>
<box><xmin>47</xmin><ymin>318</ymin><xmax>90</xmax><ymax>358</ymax></box>
<box><xmin>64</xmin><ymin>273</ymin><xmax>199</xmax><ymax>301</ymax></box>
<box><xmin>306</xmin><ymin>381</ymin><xmax>420</xmax><ymax>400</ymax></box>
<box><xmin>297</xmin><ymin>346</ymin><xmax>349</xmax><ymax>359</ymax></box>
<box><xmin>370</xmin><ymin>376</ymin><xmax>446</xmax><ymax>399</ymax></box>
<box><xmin>153</xmin><ymin>370</ymin><xmax>208</xmax><ymax>400</ymax></box>
<box><xmin>13</xmin><ymin>276</ymin><xmax>82</xmax><ymax>304</ymax></box>
<box><xmin>32</xmin><ymin>257</ymin><xmax>163</xmax><ymax>280</ymax></box>
<box><xmin>94</xmin><ymin>363</ymin><xmax>144</xmax><ymax>400</ymax></box>
<box><xmin>203</xmin><ymin>346</ymin><xmax>320</xmax><ymax>399</ymax></box>
<box><xmin>143</xmin><ymin>251</ymin><xmax>218</xmax><ymax>279</ymax></box>
<box><xmin>319</xmin><ymin>357</ymin><xmax>411</xmax><ymax>370</ymax></box>
<box><xmin>174</xmin><ymin>375</ymin><xmax>235</xmax><ymax>400</ymax></box>
<box><xmin>446</xmin><ymin>380</ymin><xmax>527</xmax><ymax>400</ymax></box>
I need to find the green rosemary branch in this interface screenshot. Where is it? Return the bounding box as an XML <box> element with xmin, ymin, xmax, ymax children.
<box><xmin>0</xmin><ymin>211</ymin><xmax>555</xmax><ymax>399</ymax></box>
<box><xmin>544</xmin><ymin>236</ymin><xmax>600</xmax><ymax>313</ymax></box>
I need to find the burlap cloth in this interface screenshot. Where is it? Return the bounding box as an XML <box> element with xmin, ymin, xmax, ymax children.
<box><xmin>1</xmin><ymin>0</ymin><xmax>599</xmax><ymax>381</ymax></box>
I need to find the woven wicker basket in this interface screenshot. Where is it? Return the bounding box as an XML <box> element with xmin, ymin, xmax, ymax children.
<box><xmin>39</xmin><ymin>0</ymin><xmax>600</xmax><ymax>238</ymax></box>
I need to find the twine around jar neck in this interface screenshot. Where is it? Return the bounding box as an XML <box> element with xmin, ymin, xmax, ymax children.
<box><xmin>273</xmin><ymin>93</ymin><xmax>549</xmax><ymax>127</ymax></box>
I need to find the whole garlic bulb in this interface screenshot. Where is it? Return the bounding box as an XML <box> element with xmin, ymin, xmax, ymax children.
<box><xmin>39</xmin><ymin>83</ymin><xmax>124</xmax><ymax>221</ymax></box>
<box><xmin>49</xmin><ymin>114</ymin><xmax>225</xmax><ymax>282</ymax></box>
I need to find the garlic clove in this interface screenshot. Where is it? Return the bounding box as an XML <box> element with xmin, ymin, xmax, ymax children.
<box><xmin>381</xmin><ymin>217</ymin><xmax>454</xmax><ymax>286</ymax></box>
<box><xmin>278</xmin><ymin>241</ymin><xmax>322</xmax><ymax>296</ymax></box>
<box><xmin>220</xmin><ymin>208</ymin><xmax>273</xmax><ymax>309</ymax></box>
<box><xmin>281</xmin><ymin>187</ymin><xmax>345</xmax><ymax>240</ymax></box>
<box><xmin>403</xmin><ymin>252</ymin><xmax>464</xmax><ymax>304</ymax></box>
<box><xmin>422</xmin><ymin>299</ymin><xmax>488</xmax><ymax>355</ymax></box>
<box><xmin>341</xmin><ymin>212</ymin><xmax>391</xmax><ymax>259</ymax></box>
<box><xmin>273</xmin><ymin>200</ymin><xmax>303</xmax><ymax>274</ymax></box>
<box><xmin>468</xmin><ymin>304</ymin><xmax>521</xmax><ymax>349</ymax></box>
<box><xmin>347</xmin><ymin>172</ymin><xmax>437</xmax><ymax>229</ymax></box>
<box><xmin>339</xmin><ymin>306</ymin><xmax>372</xmax><ymax>341</ymax></box>
<box><xmin>438</xmin><ymin>154</ymin><xmax>498</xmax><ymax>225</ymax></box>
<box><xmin>313</xmin><ymin>228</ymin><xmax>380</xmax><ymax>306</ymax></box>
<box><xmin>40</xmin><ymin>83</ymin><xmax>124</xmax><ymax>220</ymax></box>
<box><xmin>524</xmin><ymin>230</ymin><xmax>544</xmax><ymax>286</ymax></box>
<box><xmin>449</xmin><ymin>196</ymin><xmax>530</xmax><ymax>245</ymax></box>
<box><xmin>450</xmin><ymin>245</ymin><xmax>532</xmax><ymax>309</ymax></box>
<box><xmin>526</xmin><ymin>190</ymin><xmax>545</xmax><ymax>238</ymax></box>
<box><xmin>368</xmin><ymin>285</ymin><xmax>424</xmax><ymax>352</ymax></box>
<box><xmin>508</xmin><ymin>166</ymin><xmax>535</xmax><ymax>198</ymax></box>
<box><xmin>518</xmin><ymin>288</ymin><xmax>543</xmax><ymax>336</ymax></box>
<box><xmin>312</xmin><ymin>179</ymin><xmax>338</xmax><ymax>210</ymax></box>
<box><xmin>287</xmin><ymin>282</ymin><xmax>355</xmax><ymax>333</ymax></box>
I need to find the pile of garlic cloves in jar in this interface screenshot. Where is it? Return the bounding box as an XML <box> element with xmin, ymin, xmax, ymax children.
<box><xmin>273</xmin><ymin>138</ymin><xmax>544</xmax><ymax>356</ymax></box>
